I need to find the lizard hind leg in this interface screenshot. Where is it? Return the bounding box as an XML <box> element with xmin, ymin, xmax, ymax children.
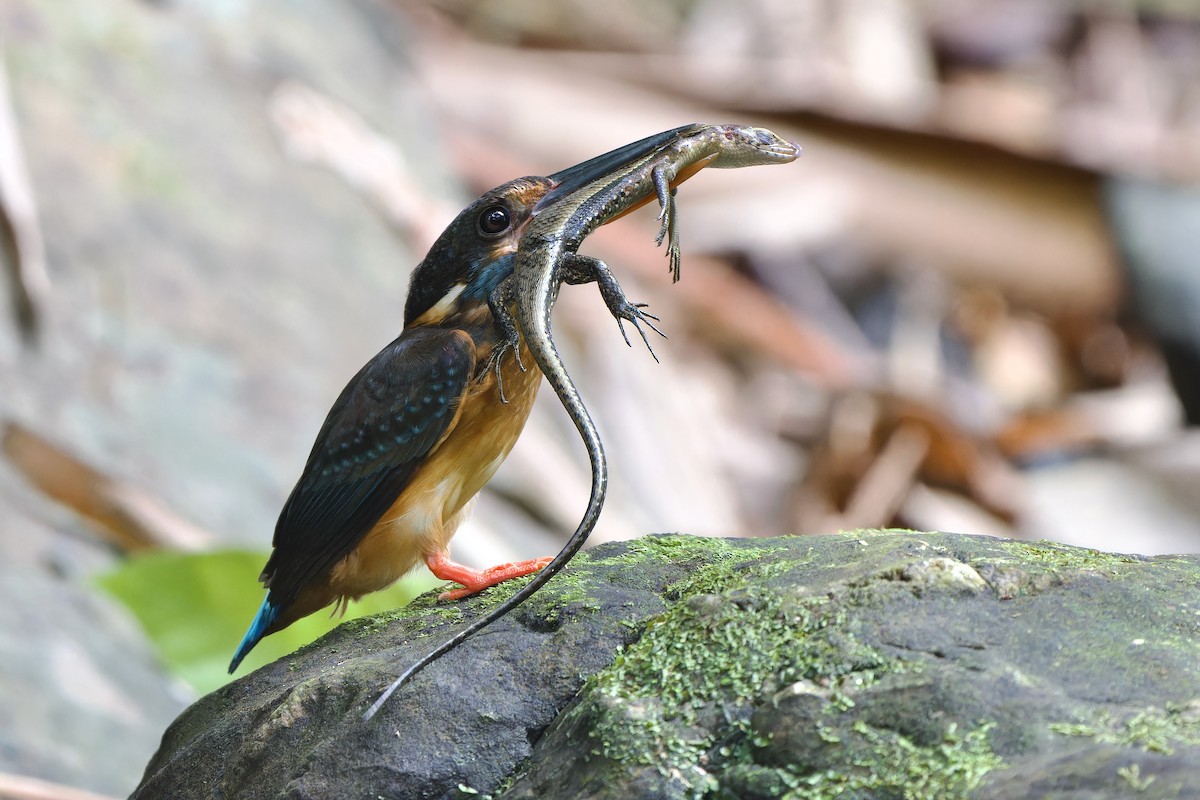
<box><xmin>664</xmin><ymin>188</ymin><xmax>682</xmax><ymax>283</ymax></box>
<box><xmin>424</xmin><ymin>549</ymin><xmax>553</xmax><ymax>602</ymax></box>
<box><xmin>651</xmin><ymin>165</ymin><xmax>682</xmax><ymax>282</ymax></box>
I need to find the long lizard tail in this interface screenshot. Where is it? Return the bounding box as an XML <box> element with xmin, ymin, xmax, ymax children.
<box><xmin>363</xmin><ymin>326</ymin><xmax>605</xmax><ymax>721</ymax></box>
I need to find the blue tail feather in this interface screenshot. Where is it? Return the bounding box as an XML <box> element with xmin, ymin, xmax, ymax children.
<box><xmin>229</xmin><ymin>594</ymin><xmax>280</xmax><ymax>673</ymax></box>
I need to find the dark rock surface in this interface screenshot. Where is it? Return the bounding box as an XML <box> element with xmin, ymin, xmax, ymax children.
<box><xmin>133</xmin><ymin>531</ymin><xmax>1200</xmax><ymax>800</ymax></box>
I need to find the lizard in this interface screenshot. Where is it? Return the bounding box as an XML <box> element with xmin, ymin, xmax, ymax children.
<box><xmin>364</xmin><ymin>123</ymin><xmax>800</xmax><ymax>719</ymax></box>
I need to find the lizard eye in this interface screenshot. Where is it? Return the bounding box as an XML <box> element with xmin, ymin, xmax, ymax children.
<box><xmin>477</xmin><ymin>204</ymin><xmax>511</xmax><ymax>236</ymax></box>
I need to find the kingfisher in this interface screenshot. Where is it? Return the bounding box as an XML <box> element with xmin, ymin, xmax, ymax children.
<box><xmin>228</xmin><ymin>129</ymin><xmax>701</xmax><ymax>673</ymax></box>
<box><xmin>227</xmin><ymin>176</ymin><xmax>557</xmax><ymax>671</ymax></box>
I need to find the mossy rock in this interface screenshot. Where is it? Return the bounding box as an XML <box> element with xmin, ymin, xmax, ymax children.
<box><xmin>131</xmin><ymin>531</ymin><xmax>1200</xmax><ymax>800</ymax></box>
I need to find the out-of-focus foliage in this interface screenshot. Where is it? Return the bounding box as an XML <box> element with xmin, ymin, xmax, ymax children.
<box><xmin>96</xmin><ymin>550</ymin><xmax>438</xmax><ymax>694</ymax></box>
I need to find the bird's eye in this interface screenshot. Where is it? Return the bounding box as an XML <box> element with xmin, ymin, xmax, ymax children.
<box><xmin>478</xmin><ymin>205</ymin><xmax>511</xmax><ymax>236</ymax></box>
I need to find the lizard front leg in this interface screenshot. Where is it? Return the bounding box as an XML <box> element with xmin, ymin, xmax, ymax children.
<box><xmin>485</xmin><ymin>276</ymin><xmax>524</xmax><ymax>402</ymax></box>
<box><xmin>561</xmin><ymin>253</ymin><xmax>666</xmax><ymax>360</ymax></box>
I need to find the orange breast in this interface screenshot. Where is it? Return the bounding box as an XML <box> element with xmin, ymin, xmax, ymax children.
<box><xmin>325</xmin><ymin>338</ymin><xmax>543</xmax><ymax>600</ymax></box>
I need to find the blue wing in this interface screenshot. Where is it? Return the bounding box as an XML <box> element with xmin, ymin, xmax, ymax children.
<box><xmin>230</xmin><ymin>326</ymin><xmax>475</xmax><ymax>671</ymax></box>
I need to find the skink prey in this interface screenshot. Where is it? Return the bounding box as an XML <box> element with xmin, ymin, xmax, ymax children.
<box><xmin>365</xmin><ymin>123</ymin><xmax>800</xmax><ymax>719</ymax></box>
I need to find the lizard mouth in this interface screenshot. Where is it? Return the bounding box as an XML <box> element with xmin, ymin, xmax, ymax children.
<box><xmin>743</xmin><ymin>126</ymin><xmax>802</xmax><ymax>160</ymax></box>
<box><xmin>765</xmin><ymin>140</ymin><xmax>802</xmax><ymax>159</ymax></box>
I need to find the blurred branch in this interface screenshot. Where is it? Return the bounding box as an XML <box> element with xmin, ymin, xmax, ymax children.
<box><xmin>842</xmin><ymin>420</ymin><xmax>929</xmax><ymax>529</ymax></box>
<box><xmin>2</xmin><ymin>421</ymin><xmax>214</xmax><ymax>553</ymax></box>
<box><xmin>791</xmin><ymin>391</ymin><xmax>1023</xmax><ymax>534</ymax></box>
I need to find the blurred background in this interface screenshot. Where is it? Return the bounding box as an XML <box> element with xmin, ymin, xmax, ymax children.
<box><xmin>2</xmin><ymin>0</ymin><xmax>1199</xmax><ymax>796</ymax></box>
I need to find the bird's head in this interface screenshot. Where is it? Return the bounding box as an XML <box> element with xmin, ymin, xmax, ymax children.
<box><xmin>403</xmin><ymin>176</ymin><xmax>555</xmax><ymax>327</ymax></box>
<box><xmin>403</xmin><ymin>128</ymin><xmax>701</xmax><ymax>328</ymax></box>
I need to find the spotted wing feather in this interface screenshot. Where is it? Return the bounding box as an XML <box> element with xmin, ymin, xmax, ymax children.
<box><xmin>262</xmin><ymin>326</ymin><xmax>475</xmax><ymax>607</ymax></box>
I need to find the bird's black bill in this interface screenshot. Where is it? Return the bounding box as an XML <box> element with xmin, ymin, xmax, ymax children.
<box><xmin>534</xmin><ymin>123</ymin><xmax>705</xmax><ymax>213</ymax></box>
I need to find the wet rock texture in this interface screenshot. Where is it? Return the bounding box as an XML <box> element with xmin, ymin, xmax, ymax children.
<box><xmin>133</xmin><ymin>531</ymin><xmax>1200</xmax><ymax>800</ymax></box>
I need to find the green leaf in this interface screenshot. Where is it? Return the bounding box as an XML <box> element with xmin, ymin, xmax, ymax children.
<box><xmin>95</xmin><ymin>549</ymin><xmax>439</xmax><ymax>694</ymax></box>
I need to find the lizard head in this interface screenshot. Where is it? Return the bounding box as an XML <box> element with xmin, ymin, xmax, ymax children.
<box><xmin>707</xmin><ymin>124</ymin><xmax>802</xmax><ymax>169</ymax></box>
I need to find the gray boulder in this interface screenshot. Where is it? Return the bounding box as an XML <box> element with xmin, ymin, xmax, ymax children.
<box><xmin>132</xmin><ymin>531</ymin><xmax>1200</xmax><ymax>799</ymax></box>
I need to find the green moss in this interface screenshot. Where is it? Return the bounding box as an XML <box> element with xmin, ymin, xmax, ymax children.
<box><xmin>586</xmin><ymin>534</ymin><xmax>782</xmax><ymax>570</ymax></box>
<box><xmin>960</xmin><ymin>539</ymin><xmax>1156</xmax><ymax>600</ymax></box>
<box><xmin>994</xmin><ymin>540</ymin><xmax>1142</xmax><ymax>574</ymax></box>
<box><xmin>791</xmin><ymin>721</ymin><xmax>1002</xmax><ymax>799</ymax></box>
<box><xmin>1118</xmin><ymin>764</ymin><xmax>1157</xmax><ymax>792</ymax></box>
<box><xmin>501</xmin><ymin>534</ymin><xmax>1009</xmax><ymax>799</ymax></box>
<box><xmin>556</xmin><ymin>582</ymin><xmax>882</xmax><ymax>795</ymax></box>
<box><xmin>391</xmin><ymin>535</ymin><xmax>787</xmax><ymax>632</ymax></box>
<box><xmin>1049</xmin><ymin>703</ymin><xmax>1200</xmax><ymax>756</ymax></box>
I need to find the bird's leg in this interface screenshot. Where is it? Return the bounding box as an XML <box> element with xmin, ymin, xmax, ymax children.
<box><xmin>561</xmin><ymin>253</ymin><xmax>666</xmax><ymax>361</ymax></box>
<box><xmin>424</xmin><ymin>550</ymin><xmax>553</xmax><ymax>602</ymax></box>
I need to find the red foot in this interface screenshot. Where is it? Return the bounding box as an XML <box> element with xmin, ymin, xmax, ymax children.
<box><xmin>424</xmin><ymin>551</ymin><xmax>554</xmax><ymax>601</ymax></box>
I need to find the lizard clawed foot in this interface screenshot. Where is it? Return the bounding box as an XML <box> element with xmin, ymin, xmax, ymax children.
<box><xmin>481</xmin><ymin>338</ymin><xmax>525</xmax><ymax>404</ymax></box>
<box><xmin>654</xmin><ymin>196</ymin><xmax>682</xmax><ymax>282</ymax></box>
<box><xmin>612</xmin><ymin>301</ymin><xmax>667</xmax><ymax>362</ymax></box>
<box><xmin>485</xmin><ymin>281</ymin><xmax>525</xmax><ymax>404</ymax></box>
<box><xmin>561</xmin><ymin>253</ymin><xmax>670</xmax><ymax>358</ymax></box>
<box><xmin>665</xmin><ymin>247</ymin><xmax>681</xmax><ymax>283</ymax></box>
